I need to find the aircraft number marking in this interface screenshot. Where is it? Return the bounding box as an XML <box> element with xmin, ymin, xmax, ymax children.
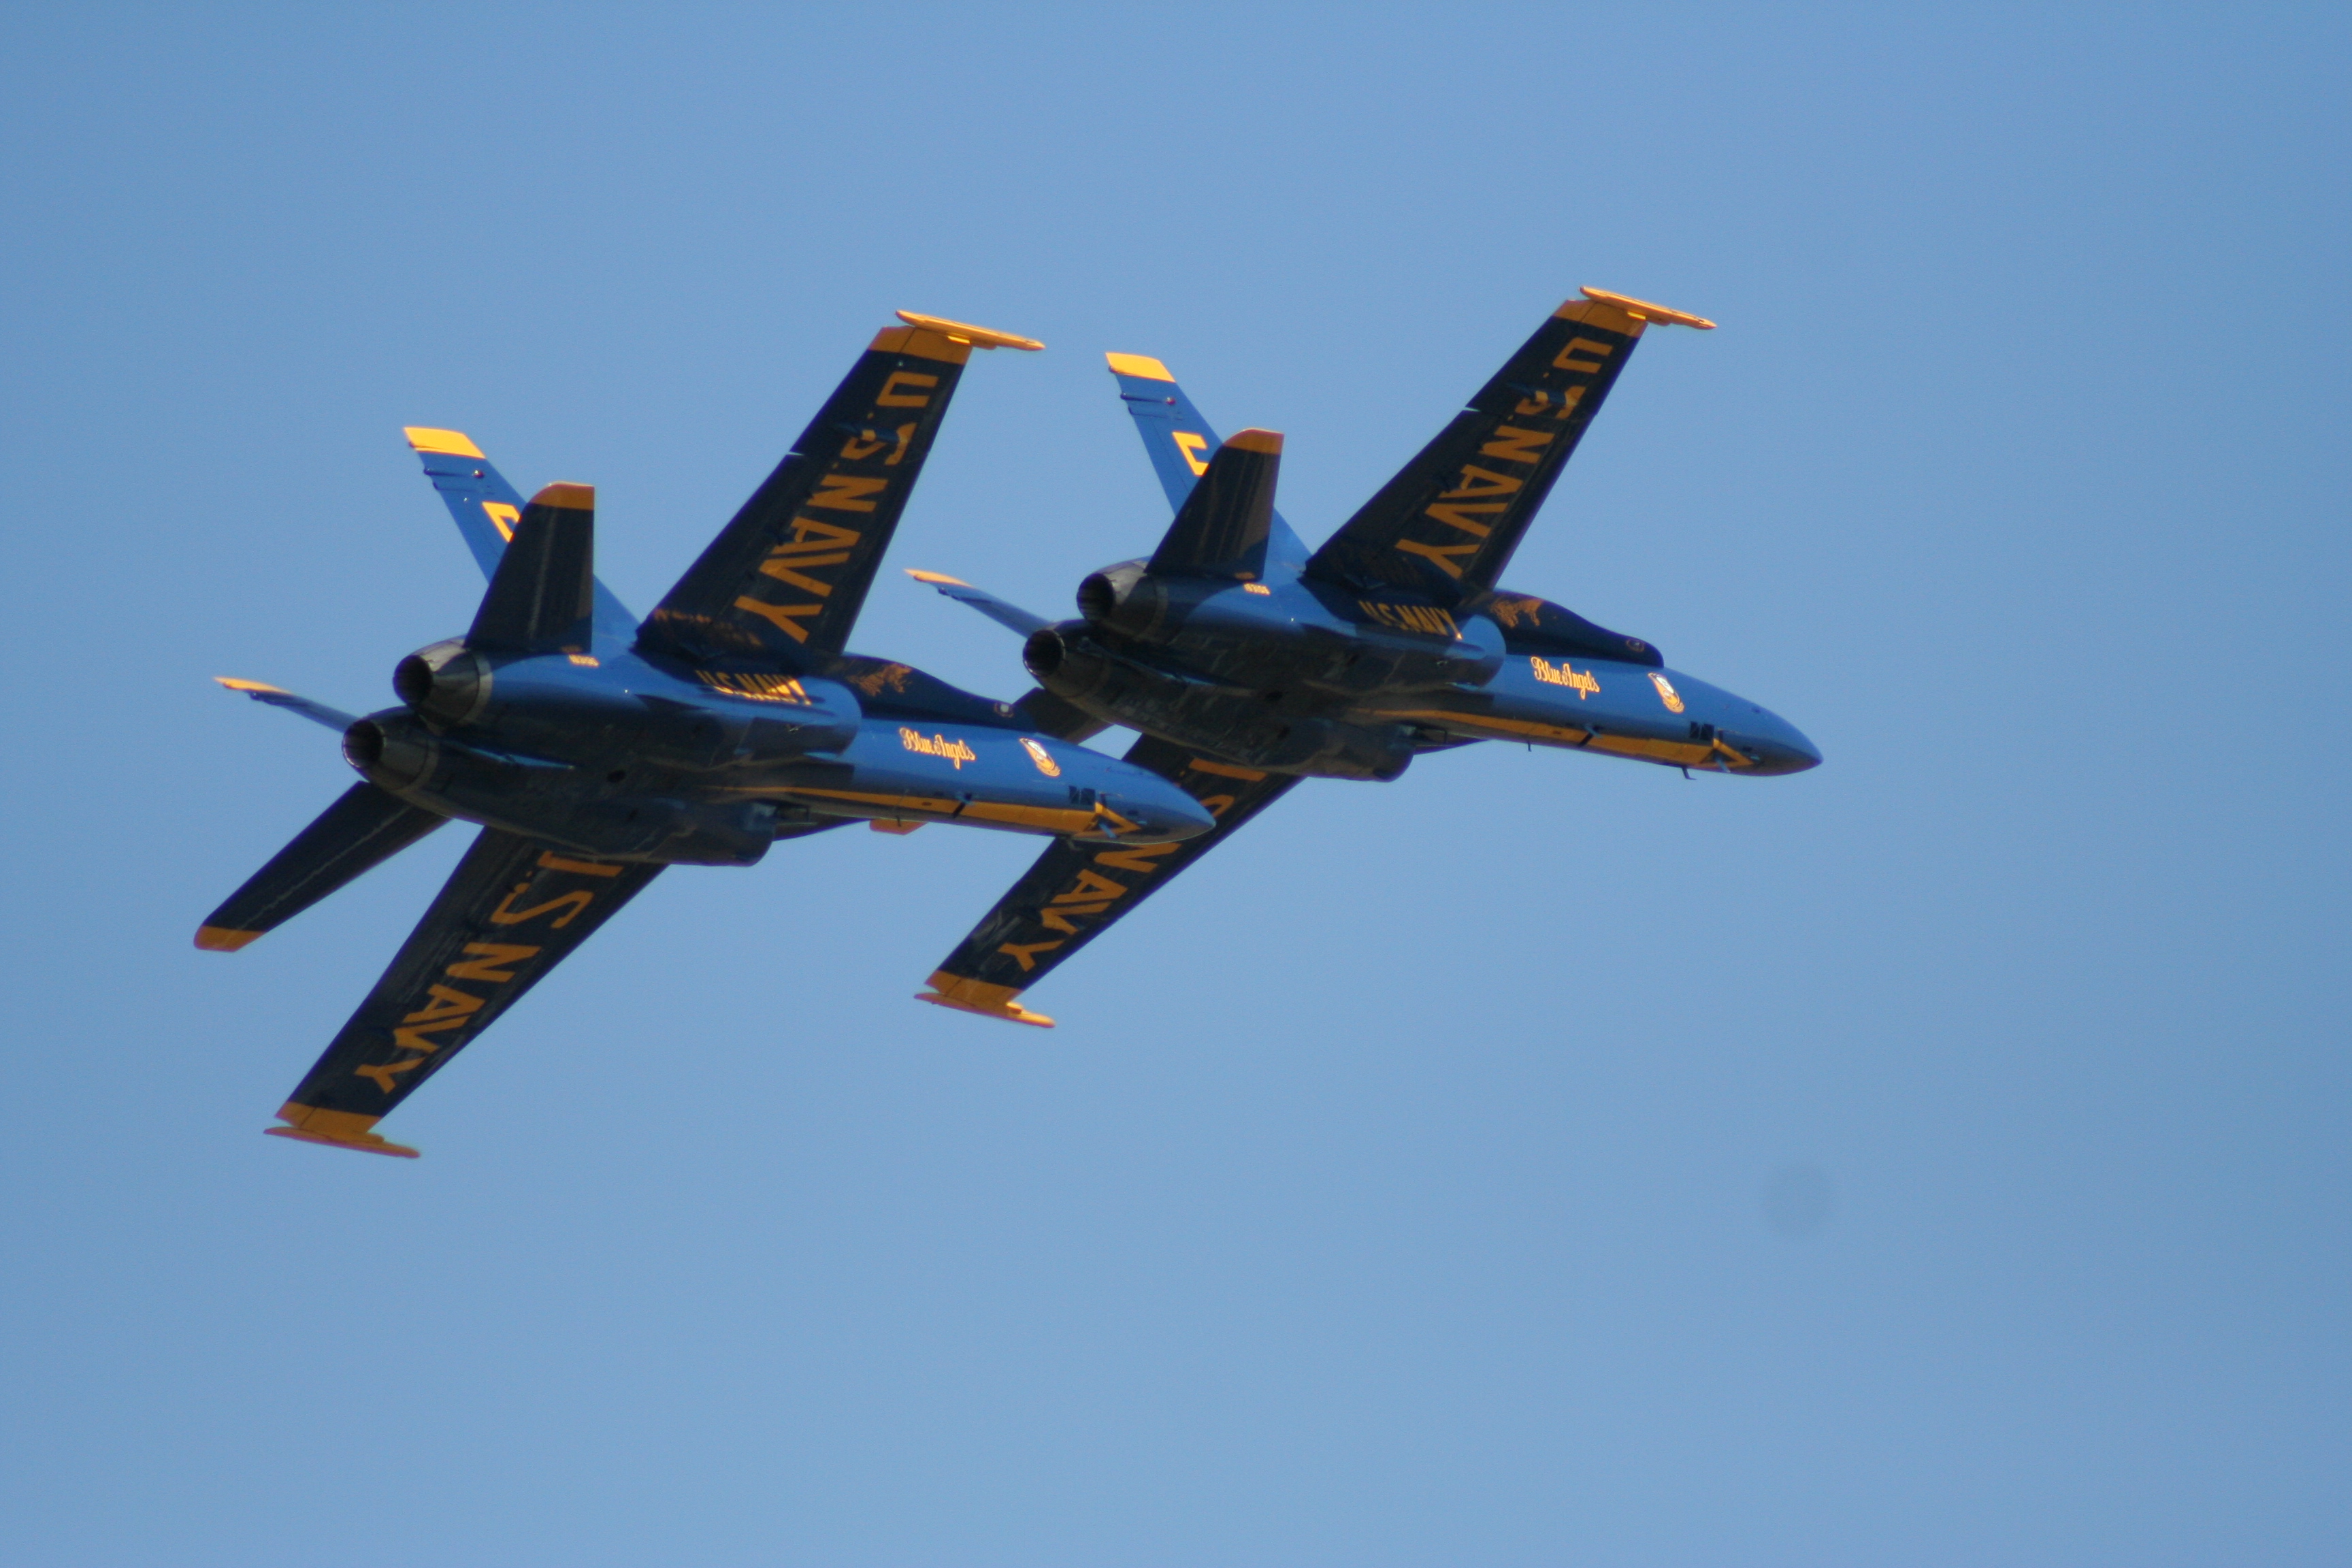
<box><xmin>1173</xmin><ymin>431</ymin><xmax>1211</xmax><ymax>476</ymax></box>
<box><xmin>482</xmin><ymin>502</ymin><xmax>521</xmax><ymax>542</ymax></box>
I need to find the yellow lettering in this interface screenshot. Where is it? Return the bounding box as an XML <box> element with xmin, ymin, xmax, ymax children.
<box><xmin>1183</xmin><ymin>757</ymin><xmax>1267</xmax><ymax>782</ymax></box>
<box><xmin>487</xmin><ymin>884</ymin><xmax>597</xmax><ymax>928</ymax></box>
<box><xmin>1477</xmin><ymin>427</ymin><xmax>1554</xmax><ymax>466</ymax></box>
<box><xmin>401</xmin><ymin>984</ymin><xmax>484</xmax><ymax>1025</ymax></box>
<box><xmin>482</xmin><ymin>502</ymin><xmax>520</xmax><ymax>540</ymax></box>
<box><xmin>1553</xmin><ymin>336</ymin><xmax>1614</xmax><ymax>372</ymax></box>
<box><xmin>1172</xmin><ymin>431</ymin><xmax>1211</xmax><ymax>476</ymax></box>
<box><xmin>1530</xmin><ymin>655</ymin><xmax>1601</xmax><ymax>698</ymax></box>
<box><xmin>1197</xmin><ymin>792</ymin><xmax>1237</xmax><ymax>817</ymax></box>
<box><xmin>734</xmin><ymin>595</ymin><xmax>820</xmax><ymax>642</ymax></box>
<box><xmin>1423</xmin><ymin>502</ymin><xmax>1501</xmax><ymax>538</ymax></box>
<box><xmin>998</xmin><ymin>939</ymin><xmax>1064</xmax><ymax>972</ymax></box>
<box><xmin>446</xmin><ymin>943</ymin><xmax>540</xmax><ymax>982</ymax></box>
<box><xmin>898</xmin><ymin>728</ymin><xmax>978</xmax><ymax>768</ymax></box>
<box><xmin>882</xmin><ymin>421</ymin><xmax>917</xmax><ymax>466</ymax></box>
<box><xmin>1053</xmin><ymin>869</ymin><xmax>1128</xmax><ymax>904</ymax></box>
<box><xmin>777</xmin><ymin>517</ymin><xmax>864</xmax><ymax>553</ymax></box>
<box><xmin>355</xmin><ymin>1057</ymin><xmax>425</xmax><ymax>1093</ymax></box>
<box><xmin>392</xmin><ymin>1018</ymin><xmax>467</xmax><ymax>1052</ymax></box>
<box><xmin>759</xmin><ymin>559</ymin><xmax>837</xmax><ymax>596</ymax></box>
<box><xmin>807</xmin><ymin>474</ymin><xmax>888</xmax><ymax>512</ymax></box>
<box><xmin>1094</xmin><ymin>839</ymin><xmax>1183</xmax><ymax>873</ymax></box>
<box><xmin>534</xmin><ymin>852</ymin><xmax>623</xmax><ymax>877</ymax></box>
<box><xmin>875</xmin><ymin>370</ymin><xmax>938</xmax><ymax>408</ymax></box>
<box><xmin>1040</xmin><ymin>902</ymin><xmax>1111</xmax><ymax>934</ymax></box>
<box><xmin>838</xmin><ymin>429</ymin><xmax>886</xmax><ymax>460</ymax></box>
<box><xmin>1443</xmin><ymin>464</ymin><xmax>1526</xmax><ymax>499</ymax></box>
<box><xmin>1397</xmin><ymin>536</ymin><xmax>1480</xmax><ymax>577</ymax></box>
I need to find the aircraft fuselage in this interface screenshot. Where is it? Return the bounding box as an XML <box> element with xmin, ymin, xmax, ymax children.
<box><xmin>1024</xmin><ymin>564</ymin><xmax>1820</xmax><ymax>781</ymax></box>
<box><xmin>346</xmin><ymin>636</ymin><xmax>1214</xmax><ymax>864</ymax></box>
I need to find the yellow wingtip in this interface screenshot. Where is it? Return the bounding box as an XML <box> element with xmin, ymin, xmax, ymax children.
<box><xmin>1105</xmin><ymin>351</ymin><xmax>1175</xmax><ymax>381</ymax></box>
<box><xmin>195</xmin><ymin>925</ymin><xmax>262</xmax><ymax>952</ymax></box>
<box><xmin>917</xmin><ymin>972</ymin><xmax>1057</xmax><ymax>1028</ymax></box>
<box><xmin>903</xmin><ymin>569</ymin><xmax>971</xmax><ymax>587</ymax></box>
<box><xmin>1223</xmin><ymin>427</ymin><xmax>1283</xmax><ymax>455</ymax></box>
<box><xmin>404</xmin><ymin>426</ymin><xmax>486</xmax><ymax>458</ymax></box>
<box><xmin>894</xmin><ymin>311</ymin><xmax>1044</xmax><ymax>351</ymax></box>
<box><xmin>267</xmin><ymin>1105</ymin><xmax>420</xmax><ymax>1158</ymax></box>
<box><xmin>1575</xmin><ymin>286</ymin><xmax>1716</xmax><ymax>330</ymax></box>
<box><xmin>213</xmin><ymin>676</ymin><xmax>288</xmax><ymax>696</ymax></box>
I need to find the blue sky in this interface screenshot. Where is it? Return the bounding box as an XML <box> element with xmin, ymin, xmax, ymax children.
<box><xmin>2</xmin><ymin>5</ymin><xmax>2345</xmax><ymax>1563</ymax></box>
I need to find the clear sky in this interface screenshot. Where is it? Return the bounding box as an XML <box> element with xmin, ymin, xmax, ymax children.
<box><xmin>3</xmin><ymin>5</ymin><xmax>2345</xmax><ymax>1564</ymax></box>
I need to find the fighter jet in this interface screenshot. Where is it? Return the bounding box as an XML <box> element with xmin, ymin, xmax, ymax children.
<box><xmin>201</xmin><ymin>313</ymin><xmax>1212</xmax><ymax>1156</ymax></box>
<box><xmin>910</xmin><ymin>289</ymin><xmax>1820</xmax><ymax>1026</ymax></box>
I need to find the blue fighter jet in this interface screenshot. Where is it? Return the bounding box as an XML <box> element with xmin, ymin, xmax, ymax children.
<box><xmin>201</xmin><ymin>312</ymin><xmax>1212</xmax><ymax>1156</ymax></box>
<box><xmin>911</xmin><ymin>288</ymin><xmax>1820</xmax><ymax>1026</ymax></box>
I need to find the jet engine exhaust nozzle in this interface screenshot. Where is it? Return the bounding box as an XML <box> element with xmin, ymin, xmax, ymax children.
<box><xmin>342</xmin><ymin>717</ymin><xmax>439</xmax><ymax>792</ymax></box>
<box><xmin>1023</xmin><ymin>627</ymin><xmax>1067</xmax><ymax>680</ymax></box>
<box><xmin>393</xmin><ymin>640</ymin><xmax>492</xmax><ymax>725</ymax></box>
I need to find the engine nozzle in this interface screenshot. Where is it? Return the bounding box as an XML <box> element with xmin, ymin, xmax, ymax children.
<box><xmin>394</xmin><ymin>639</ymin><xmax>492</xmax><ymax>725</ymax></box>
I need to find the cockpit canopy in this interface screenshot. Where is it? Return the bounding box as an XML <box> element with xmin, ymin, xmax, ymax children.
<box><xmin>1467</xmin><ymin>589</ymin><xmax>1661</xmax><ymax>668</ymax></box>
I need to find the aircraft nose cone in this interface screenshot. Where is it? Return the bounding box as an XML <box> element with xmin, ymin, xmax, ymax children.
<box><xmin>1106</xmin><ymin>779</ymin><xmax>1217</xmax><ymax>842</ymax></box>
<box><xmin>1724</xmin><ymin>711</ymin><xmax>1823</xmax><ymax>776</ymax></box>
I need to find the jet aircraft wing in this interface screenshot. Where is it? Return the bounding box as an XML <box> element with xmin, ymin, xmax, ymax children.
<box><xmin>266</xmin><ymin>828</ymin><xmax>672</xmax><ymax>1156</ymax></box>
<box><xmin>404</xmin><ymin>427</ymin><xmax>640</xmax><ymax>640</ymax></box>
<box><xmin>1302</xmin><ymin>288</ymin><xmax>1712</xmax><ymax>601</ymax></box>
<box><xmin>640</xmin><ymin>314</ymin><xmax>1041</xmax><ymax>667</ymax></box>
<box><xmin>915</xmin><ymin>735</ymin><xmax>1299</xmax><ymax>1026</ymax></box>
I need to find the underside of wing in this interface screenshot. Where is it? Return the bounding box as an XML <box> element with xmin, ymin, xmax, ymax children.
<box><xmin>267</xmin><ymin>829</ymin><xmax>664</xmax><ymax>1156</ymax></box>
<box><xmin>640</xmin><ymin>315</ymin><xmax>1039</xmax><ymax>667</ymax></box>
<box><xmin>916</xmin><ymin>735</ymin><xmax>1301</xmax><ymax>1025</ymax></box>
<box><xmin>1304</xmin><ymin>288</ymin><xmax>1711</xmax><ymax>601</ymax></box>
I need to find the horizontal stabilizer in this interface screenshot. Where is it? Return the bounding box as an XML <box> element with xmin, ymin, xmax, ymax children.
<box><xmin>467</xmin><ymin>483</ymin><xmax>597</xmax><ymax>653</ymax></box>
<box><xmin>904</xmin><ymin>569</ymin><xmax>1050</xmax><ymax>636</ymax></box>
<box><xmin>404</xmin><ymin>427</ymin><xmax>638</xmax><ymax>638</ymax></box>
<box><xmin>1149</xmin><ymin>429</ymin><xmax>1281</xmax><ymax>579</ymax></box>
<box><xmin>214</xmin><ymin>676</ymin><xmax>356</xmax><ymax>732</ymax></box>
<box><xmin>196</xmin><ymin>783</ymin><xmax>448</xmax><ymax>951</ymax></box>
